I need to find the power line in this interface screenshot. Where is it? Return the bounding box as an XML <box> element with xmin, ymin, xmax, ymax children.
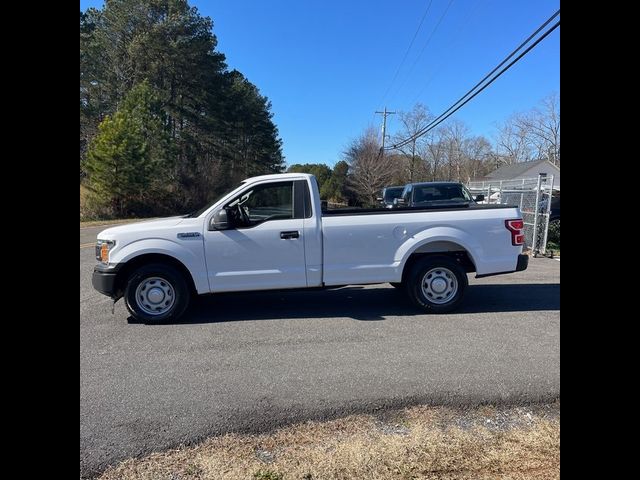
<box><xmin>390</xmin><ymin>19</ymin><xmax>560</xmax><ymax>151</ymax></box>
<box><xmin>387</xmin><ymin>0</ymin><xmax>456</xmax><ymax>106</ymax></box>
<box><xmin>410</xmin><ymin>0</ymin><xmax>484</xmax><ymax>105</ymax></box>
<box><xmin>390</xmin><ymin>19</ymin><xmax>560</xmax><ymax>150</ymax></box>
<box><xmin>391</xmin><ymin>9</ymin><xmax>560</xmax><ymax>149</ymax></box>
<box><xmin>379</xmin><ymin>0</ymin><xmax>435</xmax><ymax>108</ymax></box>
<box><xmin>387</xmin><ymin>10</ymin><xmax>560</xmax><ymax>151</ymax></box>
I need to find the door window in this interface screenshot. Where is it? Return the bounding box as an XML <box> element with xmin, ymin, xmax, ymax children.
<box><xmin>227</xmin><ymin>181</ymin><xmax>294</xmax><ymax>227</ymax></box>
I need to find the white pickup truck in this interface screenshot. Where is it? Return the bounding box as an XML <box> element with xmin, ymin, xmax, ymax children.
<box><xmin>92</xmin><ymin>173</ymin><xmax>528</xmax><ymax>322</ymax></box>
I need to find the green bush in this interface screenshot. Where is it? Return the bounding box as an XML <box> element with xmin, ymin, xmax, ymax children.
<box><xmin>254</xmin><ymin>470</ymin><xmax>283</xmax><ymax>480</ymax></box>
<box><xmin>547</xmin><ymin>219</ymin><xmax>560</xmax><ymax>247</ymax></box>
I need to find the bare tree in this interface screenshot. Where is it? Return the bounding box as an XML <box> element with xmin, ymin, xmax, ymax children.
<box><xmin>519</xmin><ymin>93</ymin><xmax>560</xmax><ymax>166</ymax></box>
<box><xmin>461</xmin><ymin>136</ymin><xmax>493</xmax><ymax>182</ymax></box>
<box><xmin>391</xmin><ymin>103</ymin><xmax>433</xmax><ymax>182</ymax></box>
<box><xmin>419</xmin><ymin>119</ymin><xmax>493</xmax><ymax>182</ymax></box>
<box><xmin>442</xmin><ymin>120</ymin><xmax>469</xmax><ymax>181</ymax></box>
<box><xmin>495</xmin><ymin>93</ymin><xmax>560</xmax><ymax>166</ymax></box>
<box><xmin>384</xmin><ymin>153</ymin><xmax>411</xmax><ymax>185</ymax></box>
<box><xmin>495</xmin><ymin>113</ymin><xmax>534</xmax><ymax>165</ymax></box>
<box><xmin>344</xmin><ymin>127</ymin><xmax>395</xmax><ymax>206</ymax></box>
<box><xmin>423</xmin><ymin>126</ymin><xmax>447</xmax><ymax>181</ymax></box>
<box><xmin>388</xmin><ymin>113</ymin><xmax>497</xmax><ymax>183</ymax></box>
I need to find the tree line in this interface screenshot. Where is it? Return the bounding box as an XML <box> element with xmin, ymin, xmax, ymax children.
<box><xmin>294</xmin><ymin>95</ymin><xmax>559</xmax><ymax>208</ymax></box>
<box><xmin>81</xmin><ymin>0</ymin><xmax>284</xmax><ymax>219</ymax></box>
<box><xmin>80</xmin><ymin>0</ymin><xmax>559</xmax><ymax>217</ymax></box>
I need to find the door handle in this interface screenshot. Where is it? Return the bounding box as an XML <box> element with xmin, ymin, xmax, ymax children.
<box><xmin>280</xmin><ymin>231</ymin><xmax>300</xmax><ymax>239</ymax></box>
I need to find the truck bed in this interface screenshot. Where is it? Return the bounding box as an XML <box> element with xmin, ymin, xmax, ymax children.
<box><xmin>320</xmin><ymin>204</ymin><xmax>522</xmax><ymax>285</ymax></box>
<box><xmin>322</xmin><ymin>203</ymin><xmax>515</xmax><ymax>216</ymax></box>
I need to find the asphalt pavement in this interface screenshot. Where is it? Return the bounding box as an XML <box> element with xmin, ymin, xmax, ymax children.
<box><xmin>80</xmin><ymin>229</ymin><xmax>559</xmax><ymax>478</ymax></box>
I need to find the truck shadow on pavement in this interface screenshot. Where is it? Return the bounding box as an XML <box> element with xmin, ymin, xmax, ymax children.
<box><xmin>129</xmin><ymin>283</ymin><xmax>559</xmax><ymax>324</ymax></box>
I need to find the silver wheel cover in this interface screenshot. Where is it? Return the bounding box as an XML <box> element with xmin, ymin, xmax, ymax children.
<box><xmin>421</xmin><ymin>267</ymin><xmax>458</xmax><ymax>305</ymax></box>
<box><xmin>135</xmin><ymin>276</ymin><xmax>176</xmax><ymax>316</ymax></box>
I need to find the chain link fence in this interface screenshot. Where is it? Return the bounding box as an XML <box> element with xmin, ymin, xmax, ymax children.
<box><xmin>467</xmin><ymin>174</ymin><xmax>556</xmax><ymax>256</ymax></box>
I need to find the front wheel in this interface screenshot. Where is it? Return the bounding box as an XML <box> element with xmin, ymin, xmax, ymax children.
<box><xmin>124</xmin><ymin>263</ymin><xmax>191</xmax><ymax>323</ymax></box>
<box><xmin>405</xmin><ymin>255</ymin><xmax>467</xmax><ymax>313</ymax></box>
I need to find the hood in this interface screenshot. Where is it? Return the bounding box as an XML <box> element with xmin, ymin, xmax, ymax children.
<box><xmin>97</xmin><ymin>216</ymin><xmax>185</xmax><ymax>240</ymax></box>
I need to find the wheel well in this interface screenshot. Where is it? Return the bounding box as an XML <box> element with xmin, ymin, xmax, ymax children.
<box><xmin>114</xmin><ymin>253</ymin><xmax>197</xmax><ymax>298</ymax></box>
<box><xmin>401</xmin><ymin>248</ymin><xmax>476</xmax><ymax>283</ymax></box>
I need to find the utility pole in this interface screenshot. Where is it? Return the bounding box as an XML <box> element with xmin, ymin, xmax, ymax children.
<box><xmin>375</xmin><ymin>107</ymin><xmax>396</xmax><ymax>151</ymax></box>
<box><xmin>410</xmin><ymin>137</ymin><xmax>416</xmax><ymax>183</ymax></box>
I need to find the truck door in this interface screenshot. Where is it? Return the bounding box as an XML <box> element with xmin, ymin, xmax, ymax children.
<box><xmin>204</xmin><ymin>180</ymin><xmax>308</xmax><ymax>292</ymax></box>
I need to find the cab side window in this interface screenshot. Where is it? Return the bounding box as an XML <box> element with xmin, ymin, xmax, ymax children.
<box><xmin>227</xmin><ymin>181</ymin><xmax>294</xmax><ymax>227</ymax></box>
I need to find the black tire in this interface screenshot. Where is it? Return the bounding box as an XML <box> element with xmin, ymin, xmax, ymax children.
<box><xmin>405</xmin><ymin>255</ymin><xmax>468</xmax><ymax>313</ymax></box>
<box><xmin>124</xmin><ymin>263</ymin><xmax>191</xmax><ymax>323</ymax></box>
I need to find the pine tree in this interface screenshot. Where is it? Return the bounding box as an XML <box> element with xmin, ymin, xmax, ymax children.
<box><xmin>85</xmin><ymin>81</ymin><xmax>170</xmax><ymax>217</ymax></box>
<box><xmin>80</xmin><ymin>0</ymin><xmax>285</xmax><ymax>217</ymax></box>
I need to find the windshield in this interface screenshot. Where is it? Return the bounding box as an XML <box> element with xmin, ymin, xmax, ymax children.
<box><xmin>412</xmin><ymin>184</ymin><xmax>473</xmax><ymax>204</ymax></box>
<box><xmin>186</xmin><ymin>182</ymin><xmax>245</xmax><ymax>217</ymax></box>
<box><xmin>383</xmin><ymin>187</ymin><xmax>404</xmax><ymax>203</ymax></box>
<box><xmin>461</xmin><ymin>185</ymin><xmax>475</xmax><ymax>202</ymax></box>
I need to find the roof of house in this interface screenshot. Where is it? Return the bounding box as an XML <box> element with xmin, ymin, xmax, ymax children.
<box><xmin>484</xmin><ymin>159</ymin><xmax>559</xmax><ymax>181</ymax></box>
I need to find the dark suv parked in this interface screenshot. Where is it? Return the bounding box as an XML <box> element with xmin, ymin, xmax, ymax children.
<box><xmin>378</xmin><ymin>185</ymin><xmax>405</xmax><ymax>208</ymax></box>
<box><xmin>393</xmin><ymin>182</ymin><xmax>483</xmax><ymax>207</ymax></box>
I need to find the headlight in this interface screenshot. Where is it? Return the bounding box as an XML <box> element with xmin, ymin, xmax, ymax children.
<box><xmin>95</xmin><ymin>239</ymin><xmax>116</xmax><ymax>263</ymax></box>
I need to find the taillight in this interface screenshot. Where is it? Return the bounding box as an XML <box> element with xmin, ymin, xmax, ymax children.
<box><xmin>505</xmin><ymin>219</ymin><xmax>525</xmax><ymax>246</ymax></box>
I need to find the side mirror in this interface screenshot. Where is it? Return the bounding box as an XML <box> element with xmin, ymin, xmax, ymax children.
<box><xmin>474</xmin><ymin>194</ymin><xmax>485</xmax><ymax>202</ymax></box>
<box><xmin>210</xmin><ymin>209</ymin><xmax>230</xmax><ymax>230</ymax></box>
<box><xmin>376</xmin><ymin>197</ymin><xmax>384</xmax><ymax>202</ymax></box>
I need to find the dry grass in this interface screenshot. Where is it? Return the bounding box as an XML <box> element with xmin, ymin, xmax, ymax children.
<box><xmin>80</xmin><ymin>185</ymin><xmax>153</xmax><ymax>227</ymax></box>
<box><xmin>99</xmin><ymin>402</ymin><xmax>559</xmax><ymax>480</ymax></box>
<box><xmin>80</xmin><ymin>184</ymin><xmax>154</xmax><ymax>225</ymax></box>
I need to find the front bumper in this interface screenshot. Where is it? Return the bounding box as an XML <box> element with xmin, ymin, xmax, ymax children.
<box><xmin>515</xmin><ymin>253</ymin><xmax>529</xmax><ymax>272</ymax></box>
<box><xmin>92</xmin><ymin>265</ymin><xmax>121</xmax><ymax>298</ymax></box>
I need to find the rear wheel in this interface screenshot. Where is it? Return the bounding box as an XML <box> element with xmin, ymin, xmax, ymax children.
<box><xmin>124</xmin><ymin>263</ymin><xmax>190</xmax><ymax>323</ymax></box>
<box><xmin>405</xmin><ymin>255</ymin><xmax>467</xmax><ymax>313</ymax></box>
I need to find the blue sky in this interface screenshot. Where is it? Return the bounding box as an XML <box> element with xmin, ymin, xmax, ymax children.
<box><xmin>80</xmin><ymin>0</ymin><xmax>560</xmax><ymax>167</ymax></box>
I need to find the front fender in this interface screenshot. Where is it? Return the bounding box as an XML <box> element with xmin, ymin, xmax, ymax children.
<box><xmin>110</xmin><ymin>238</ymin><xmax>209</xmax><ymax>294</ymax></box>
<box><xmin>395</xmin><ymin>226</ymin><xmax>483</xmax><ymax>273</ymax></box>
